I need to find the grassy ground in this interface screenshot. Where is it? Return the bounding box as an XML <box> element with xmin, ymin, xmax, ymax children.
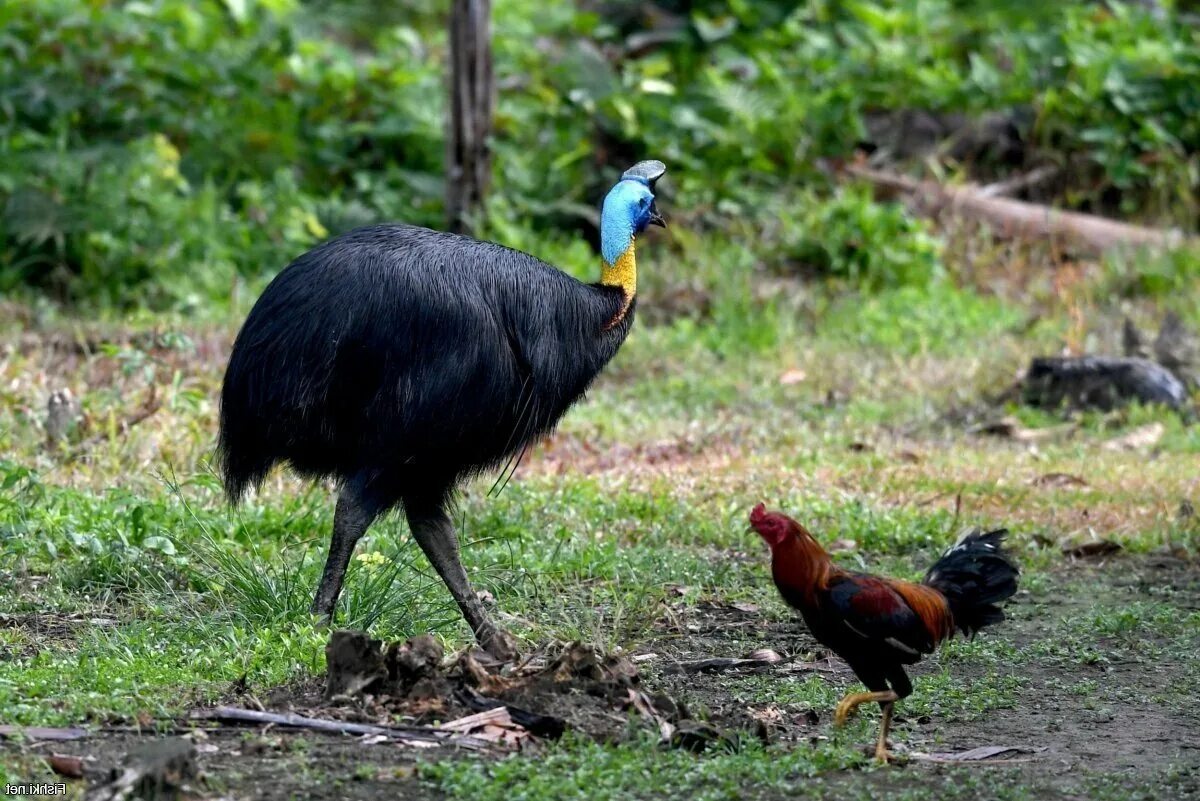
<box><xmin>1</xmin><ymin>231</ymin><xmax>1199</xmax><ymax>798</ymax></box>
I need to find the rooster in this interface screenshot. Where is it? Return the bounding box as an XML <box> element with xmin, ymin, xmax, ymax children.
<box><xmin>749</xmin><ymin>504</ymin><xmax>1019</xmax><ymax>761</ymax></box>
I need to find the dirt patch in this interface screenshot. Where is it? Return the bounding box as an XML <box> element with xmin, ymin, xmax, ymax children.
<box><xmin>5</xmin><ymin>559</ymin><xmax>1199</xmax><ymax>799</ymax></box>
<box><xmin>0</xmin><ymin>611</ymin><xmax>105</xmax><ymax>658</ymax></box>
<box><xmin>519</xmin><ymin>431</ymin><xmax>744</xmax><ymax>479</ymax></box>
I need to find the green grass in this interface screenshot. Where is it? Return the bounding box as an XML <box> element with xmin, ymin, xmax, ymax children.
<box><xmin>3</xmin><ymin>252</ymin><xmax>1200</xmax><ymax>795</ymax></box>
<box><xmin>419</xmin><ymin>733</ymin><xmax>869</xmax><ymax>801</ymax></box>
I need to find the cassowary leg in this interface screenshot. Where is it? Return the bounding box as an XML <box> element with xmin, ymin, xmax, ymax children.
<box><xmin>406</xmin><ymin>506</ymin><xmax>518</xmax><ymax>662</ymax></box>
<box><xmin>311</xmin><ymin>482</ymin><xmax>381</xmax><ymax>620</ymax></box>
<box><xmin>833</xmin><ymin>690</ymin><xmax>899</xmax><ymax>727</ymax></box>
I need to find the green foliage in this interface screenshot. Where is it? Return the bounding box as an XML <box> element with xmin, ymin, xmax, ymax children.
<box><xmin>419</xmin><ymin>733</ymin><xmax>867</xmax><ymax>801</ymax></box>
<box><xmin>1</xmin><ymin>0</ymin><xmax>1197</xmax><ymax>306</ymax></box>
<box><xmin>822</xmin><ymin>281</ymin><xmax>1024</xmax><ymax>354</ymax></box>
<box><xmin>0</xmin><ymin>0</ymin><xmax>442</xmax><ymax>306</ymax></box>
<box><xmin>783</xmin><ymin>185</ymin><xmax>945</xmax><ymax>289</ymax></box>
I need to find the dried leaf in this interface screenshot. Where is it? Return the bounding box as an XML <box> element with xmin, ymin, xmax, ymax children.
<box><xmin>971</xmin><ymin>416</ymin><xmax>1070</xmax><ymax>442</ymax></box>
<box><xmin>730</xmin><ymin>602</ymin><xmax>760</xmax><ymax>614</ymax></box>
<box><xmin>746</xmin><ymin>648</ymin><xmax>782</xmax><ymax>664</ymax></box>
<box><xmin>896</xmin><ymin>450</ymin><xmax>922</xmax><ymax>464</ymax></box>
<box><xmin>749</xmin><ymin>705</ymin><xmax>784</xmax><ymax>725</ymax></box>
<box><xmin>458</xmin><ymin>650</ymin><xmax>513</xmax><ymax>695</ymax></box>
<box><xmin>778</xmin><ymin>369</ymin><xmax>807</xmax><ymax>385</ymax></box>
<box><xmin>1063</xmin><ymin>539</ymin><xmax>1123</xmax><ymax>558</ymax></box>
<box><xmin>47</xmin><ymin>754</ymin><xmax>84</xmax><ymax>779</ymax></box>
<box><xmin>828</xmin><ymin>538</ymin><xmax>857</xmax><ymax>553</ymax></box>
<box><xmin>1102</xmin><ymin>422</ymin><xmax>1165</xmax><ymax>452</ymax></box>
<box><xmin>628</xmin><ymin>689</ymin><xmax>675</xmax><ymax>741</ymax></box>
<box><xmin>1030</xmin><ymin>472</ymin><xmax>1088</xmax><ymax>488</ymax></box>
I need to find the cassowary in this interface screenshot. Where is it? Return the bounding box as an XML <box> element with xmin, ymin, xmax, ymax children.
<box><xmin>218</xmin><ymin>160</ymin><xmax>667</xmax><ymax>659</ymax></box>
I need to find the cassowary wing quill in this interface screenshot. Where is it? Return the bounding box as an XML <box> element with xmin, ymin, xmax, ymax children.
<box><xmin>218</xmin><ymin>161</ymin><xmax>667</xmax><ymax>660</ymax></box>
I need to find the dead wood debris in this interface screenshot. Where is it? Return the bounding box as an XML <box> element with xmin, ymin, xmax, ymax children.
<box><xmin>912</xmin><ymin>744</ymin><xmax>1048</xmax><ymax>763</ymax></box>
<box><xmin>1023</xmin><ymin>357</ymin><xmax>1188</xmax><ymax>413</ymax></box>
<box><xmin>844</xmin><ymin>164</ymin><xmax>1191</xmax><ymax>254</ymax></box>
<box><xmin>189</xmin><ymin>706</ymin><xmax>487</xmax><ymax>750</ymax></box>
<box><xmin>0</xmin><ymin>725</ymin><xmax>89</xmax><ymax>741</ymax></box>
<box><xmin>667</xmin><ymin>648</ymin><xmax>783</xmax><ymax>675</ymax></box>
<box><xmin>277</xmin><ymin>631</ymin><xmax>779</xmax><ymax>753</ymax></box>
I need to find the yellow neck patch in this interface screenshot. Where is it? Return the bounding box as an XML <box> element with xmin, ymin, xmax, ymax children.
<box><xmin>600</xmin><ymin>241</ymin><xmax>636</xmax><ymax>296</ymax></box>
<box><xmin>599</xmin><ymin>242</ymin><xmax>636</xmax><ymax>328</ymax></box>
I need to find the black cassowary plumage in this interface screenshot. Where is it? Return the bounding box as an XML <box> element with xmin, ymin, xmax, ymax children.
<box><xmin>218</xmin><ymin>161</ymin><xmax>666</xmax><ymax>660</ymax></box>
<box><xmin>219</xmin><ymin>225</ymin><xmax>632</xmax><ymax>502</ymax></box>
<box><xmin>923</xmin><ymin>528</ymin><xmax>1020</xmax><ymax>636</ymax></box>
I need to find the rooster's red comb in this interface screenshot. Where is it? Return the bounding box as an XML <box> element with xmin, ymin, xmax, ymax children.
<box><xmin>748</xmin><ymin>503</ymin><xmax>768</xmax><ymax>526</ymax></box>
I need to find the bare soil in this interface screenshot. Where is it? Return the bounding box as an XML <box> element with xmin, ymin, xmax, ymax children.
<box><xmin>7</xmin><ymin>558</ymin><xmax>1200</xmax><ymax>800</ymax></box>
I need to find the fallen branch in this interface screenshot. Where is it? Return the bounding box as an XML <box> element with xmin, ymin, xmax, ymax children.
<box><xmin>80</xmin><ymin>385</ymin><xmax>162</xmax><ymax>449</ymax></box>
<box><xmin>911</xmin><ymin>744</ymin><xmax>1048</xmax><ymax>763</ymax></box>
<box><xmin>976</xmin><ymin>164</ymin><xmax>1059</xmax><ymax>198</ymax></box>
<box><xmin>456</xmin><ymin>687</ymin><xmax>567</xmax><ymax>739</ymax></box>
<box><xmin>438</xmin><ymin>706</ymin><xmax>512</xmax><ymax>733</ymax></box>
<box><xmin>190</xmin><ymin>706</ymin><xmax>488</xmax><ymax>750</ymax></box>
<box><xmin>844</xmin><ymin>165</ymin><xmax>1190</xmax><ymax>255</ymax></box>
<box><xmin>666</xmin><ymin>650</ymin><xmax>782</xmax><ymax>675</ymax></box>
<box><xmin>0</xmin><ymin>725</ymin><xmax>89</xmax><ymax>741</ymax></box>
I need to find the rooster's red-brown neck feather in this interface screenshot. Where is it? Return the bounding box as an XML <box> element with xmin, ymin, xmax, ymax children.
<box><xmin>769</xmin><ymin>524</ymin><xmax>836</xmax><ymax>608</ymax></box>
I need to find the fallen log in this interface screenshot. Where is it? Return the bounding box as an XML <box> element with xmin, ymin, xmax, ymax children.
<box><xmin>0</xmin><ymin>725</ymin><xmax>89</xmax><ymax>741</ymax></box>
<box><xmin>844</xmin><ymin>165</ymin><xmax>1191</xmax><ymax>255</ymax></box>
<box><xmin>189</xmin><ymin>706</ymin><xmax>488</xmax><ymax>750</ymax></box>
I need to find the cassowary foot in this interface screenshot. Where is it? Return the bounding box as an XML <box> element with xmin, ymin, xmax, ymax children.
<box><xmin>309</xmin><ymin>583</ymin><xmax>341</xmax><ymax>624</ymax></box>
<box><xmin>833</xmin><ymin>690</ymin><xmax>899</xmax><ymax>728</ymax></box>
<box><xmin>476</xmin><ymin>624</ymin><xmax>519</xmax><ymax>663</ymax></box>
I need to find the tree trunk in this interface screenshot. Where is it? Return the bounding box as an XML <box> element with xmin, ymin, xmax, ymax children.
<box><xmin>446</xmin><ymin>0</ymin><xmax>494</xmax><ymax>234</ymax></box>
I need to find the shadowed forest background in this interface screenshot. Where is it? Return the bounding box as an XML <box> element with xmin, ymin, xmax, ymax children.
<box><xmin>1</xmin><ymin>1</ymin><xmax>1199</xmax><ymax>799</ymax></box>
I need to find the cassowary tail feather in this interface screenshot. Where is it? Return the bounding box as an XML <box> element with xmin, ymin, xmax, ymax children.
<box><xmin>217</xmin><ymin>378</ymin><xmax>275</xmax><ymax>505</ymax></box>
<box><xmin>923</xmin><ymin>528</ymin><xmax>1019</xmax><ymax>636</ymax></box>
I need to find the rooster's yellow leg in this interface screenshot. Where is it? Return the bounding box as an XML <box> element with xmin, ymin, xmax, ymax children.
<box><xmin>833</xmin><ymin>690</ymin><xmax>899</xmax><ymax>727</ymax></box>
<box><xmin>874</xmin><ymin>701</ymin><xmax>895</xmax><ymax>763</ymax></box>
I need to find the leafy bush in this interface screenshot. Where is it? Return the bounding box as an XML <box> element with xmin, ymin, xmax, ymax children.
<box><xmin>0</xmin><ymin>0</ymin><xmax>1196</xmax><ymax>307</ymax></box>
<box><xmin>782</xmin><ymin>185</ymin><xmax>945</xmax><ymax>289</ymax></box>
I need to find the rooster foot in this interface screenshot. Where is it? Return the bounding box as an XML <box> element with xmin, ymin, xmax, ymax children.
<box><xmin>833</xmin><ymin>690</ymin><xmax>899</xmax><ymax>727</ymax></box>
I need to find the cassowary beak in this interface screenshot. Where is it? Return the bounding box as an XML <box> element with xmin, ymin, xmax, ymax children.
<box><xmin>648</xmin><ymin>202</ymin><xmax>666</xmax><ymax>228</ymax></box>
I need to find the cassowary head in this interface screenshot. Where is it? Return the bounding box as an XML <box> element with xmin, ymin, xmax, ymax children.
<box><xmin>601</xmin><ymin>160</ymin><xmax>666</xmax><ymax>266</ymax></box>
